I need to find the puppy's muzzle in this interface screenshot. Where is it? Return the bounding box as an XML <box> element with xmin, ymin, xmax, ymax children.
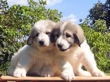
<box><xmin>57</xmin><ymin>44</ymin><xmax>67</xmax><ymax>51</ymax></box>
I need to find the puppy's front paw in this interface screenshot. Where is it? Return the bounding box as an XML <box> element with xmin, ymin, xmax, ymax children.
<box><xmin>92</xmin><ymin>70</ymin><xmax>105</xmax><ymax>77</ymax></box>
<box><xmin>13</xmin><ymin>68</ymin><xmax>26</xmax><ymax>77</ymax></box>
<box><xmin>61</xmin><ymin>71</ymin><xmax>74</xmax><ymax>81</ymax></box>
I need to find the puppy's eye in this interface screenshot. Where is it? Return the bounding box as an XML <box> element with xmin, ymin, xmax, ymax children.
<box><xmin>46</xmin><ymin>32</ymin><xmax>51</xmax><ymax>35</ymax></box>
<box><xmin>66</xmin><ymin>33</ymin><xmax>71</xmax><ymax>38</ymax></box>
<box><xmin>56</xmin><ymin>34</ymin><xmax>59</xmax><ymax>38</ymax></box>
<box><xmin>36</xmin><ymin>33</ymin><xmax>39</xmax><ymax>37</ymax></box>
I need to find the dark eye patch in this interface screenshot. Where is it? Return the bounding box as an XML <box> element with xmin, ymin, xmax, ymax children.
<box><xmin>50</xmin><ymin>28</ymin><xmax>60</xmax><ymax>42</ymax></box>
<box><xmin>56</xmin><ymin>34</ymin><xmax>60</xmax><ymax>38</ymax></box>
<box><xmin>36</xmin><ymin>33</ymin><xmax>39</xmax><ymax>37</ymax></box>
<box><xmin>66</xmin><ymin>33</ymin><xmax>71</xmax><ymax>38</ymax></box>
<box><xmin>46</xmin><ymin>32</ymin><xmax>51</xmax><ymax>35</ymax></box>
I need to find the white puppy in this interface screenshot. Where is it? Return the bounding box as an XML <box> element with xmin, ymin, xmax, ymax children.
<box><xmin>8</xmin><ymin>20</ymin><xmax>56</xmax><ymax>77</ymax></box>
<box><xmin>51</xmin><ymin>21</ymin><xmax>105</xmax><ymax>77</ymax></box>
<box><xmin>8</xmin><ymin>20</ymin><xmax>74</xmax><ymax>81</ymax></box>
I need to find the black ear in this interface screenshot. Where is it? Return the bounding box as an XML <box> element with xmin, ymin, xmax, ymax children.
<box><xmin>27</xmin><ymin>35</ymin><xmax>33</xmax><ymax>45</ymax></box>
<box><xmin>73</xmin><ymin>34</ymin><xmax>80</xmax><ymax>46</ymax></box>
<box><xmin>50</xmin><ymin>28</ymin><xmax>60</xmax><ymax>43</ymax></box>
<box><xmin>27</xmin><ymin>28</ymin><xmax>36</xmax><ymax>45</ymax></box>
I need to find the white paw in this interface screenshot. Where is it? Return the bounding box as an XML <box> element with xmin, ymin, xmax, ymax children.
<box><xmin>61</xmin><ymin>71</ymin><xmax>74</xmax><ymax>81</ymax></box>
<box><xmin>92</xmin><ymin>70</ymin><xmax>105</xmax><ymax>77</ymax></box>
<box><xmin>13</xmin><ymin>68</ymin><xmax>26</xmax><ymax>77</ymax></box>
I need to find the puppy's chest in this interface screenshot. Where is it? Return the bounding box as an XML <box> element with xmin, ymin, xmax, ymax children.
<box><xmin>65</xmin><ymin>52</ymin><xmax>80</xmax><ymax>64</ymax></box>
<box><xmin>33</xmin><ymin>52</ymin><xmax>55</xmax><ymax>62</ymax></box>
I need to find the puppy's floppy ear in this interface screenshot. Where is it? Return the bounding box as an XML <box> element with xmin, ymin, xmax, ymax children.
<box><xmin>27</xmin><ymin>28</ymin><xmax>37</xmax><ymax>45</ymax></box>
<box><xmin>73</xmin><ymin>34</ymin><xmax>80</xmax><ymax>46</ymax></box>
<box><xmin>73</xmin><ymin>25</ymin><xmax>85</xmax><ymax>46</ymax></box>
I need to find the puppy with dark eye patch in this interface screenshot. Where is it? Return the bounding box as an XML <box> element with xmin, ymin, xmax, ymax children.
<box><xmin>51</xmin><ymin>21</ymin><xmax>105</xmax><ymax>78</ymax></box>
<box><xmin>8</xmin><ymin>20</ymin><xmax>57</xmax><ymax>77</ymax></box>
<box><xmin>8</xmin><ymin>20</ymin><xmax>74</xmax><ymax>81</ymax></box>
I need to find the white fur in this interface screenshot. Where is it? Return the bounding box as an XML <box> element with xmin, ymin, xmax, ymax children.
<box><xmin>33</xmin><ymin>20</ymin><xmax>54</xmax><ymax>47</ymax></box>
<box><xmin>8</xmin><ymin>20</ymin><xmax>74</xmax><ymax>81</ymax></box>
<box><xmin>80</xmin><ymin>40</ymin><xmax>105</xmax><ymax>76</ymax></box>
<box><xmin>37</xmin><ymin>33</ymin><xmax>50</xmax><ymax>46</ymax></box>
<box><xmin>8</xmin><ymin>45</ymin><xmax>74</xmax><ymax>80</ymax></box>
<box><xmin>57</xmin><ymin>40</ymin><xmax>105</xmax><ymax>77</ymax></box>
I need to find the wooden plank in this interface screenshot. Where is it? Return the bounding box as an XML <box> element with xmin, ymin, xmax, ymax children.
<box><xmin>0</xmin><ymin>76</ymin><xmax>110</xmax><ymax>81</ymax></box>
<box><xmin>0</xmin><ymin>76</ymin><xmax>62</xmax><ymax>81</ymax></box>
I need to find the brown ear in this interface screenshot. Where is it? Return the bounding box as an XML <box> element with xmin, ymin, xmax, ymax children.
<box><xmin>73</xmin><ymin>25</ymin><xmax>85</xmax><ymax>46</ymax></box>
<box><xmin>27</xmin><ymin>28</ymin><xmax>37</xmax><ymax>45</ymax></box>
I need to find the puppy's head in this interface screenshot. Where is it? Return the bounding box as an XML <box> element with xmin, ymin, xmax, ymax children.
<box><xmin>27</xmin><ymin>20</ymin><xmax>56</xmax><ymax>49</ymax></box>
<box><xmin>52</xmin><ymin>21</ymin><xmax>85</xmax><ymax>52</ymax></box>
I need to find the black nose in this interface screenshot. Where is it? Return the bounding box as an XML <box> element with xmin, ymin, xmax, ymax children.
<box><xmin>39</xmin><ymin>41</ymin><xmax>44</xmax><ymax>46</ymax></box>
<box><xmin>57</xmin><ymin>44</ymin><xmax>62</xmax><ymax>49</ymax></box>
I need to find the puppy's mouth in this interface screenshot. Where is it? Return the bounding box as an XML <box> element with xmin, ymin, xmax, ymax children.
<box><xmin>57</xmin><ymin>45</ymin><xmax>71</xmax><ymax>52</ymax></box>
<box><xmin>39</xmin><ymin>45</ymin><xmax>48</xmax><ymax>47</ymax></box>
<box><xmin>59</xmin><ymin>48</ymin><xmax>68</xmax><ymax>51</ymax></box>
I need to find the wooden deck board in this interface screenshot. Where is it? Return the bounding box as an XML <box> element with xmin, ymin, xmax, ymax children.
<box><xmin>0</xmin><ymin>76</ymin><xmax>110</xmax><ymax>81</ymax></box>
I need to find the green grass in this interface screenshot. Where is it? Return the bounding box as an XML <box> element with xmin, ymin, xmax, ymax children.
<box><xmin>105</xmin><ymin>73</ymin><xmax>110</xmax><ymax>76</ymax></box>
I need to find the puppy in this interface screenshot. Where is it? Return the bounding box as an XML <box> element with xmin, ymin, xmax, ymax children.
<box><xmin>8</xmin><ymin>20</ymin><xmax>74</xmax><ymax>81</ymax></box>
<box><xmin>8</xmin><ymin>20</ymin><xmax>56</xmax><ymax>77</ymax></box>
<box><xmin>51</xmin><ymin>21</ymin><xmax>105</xmax><ymax>77</ymax></box>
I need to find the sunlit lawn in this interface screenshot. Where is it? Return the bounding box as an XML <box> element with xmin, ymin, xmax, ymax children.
<box><xmin>105</xmin><ymin>73</ymin><xmax>110</xmax><ymax>76</ymax></box>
